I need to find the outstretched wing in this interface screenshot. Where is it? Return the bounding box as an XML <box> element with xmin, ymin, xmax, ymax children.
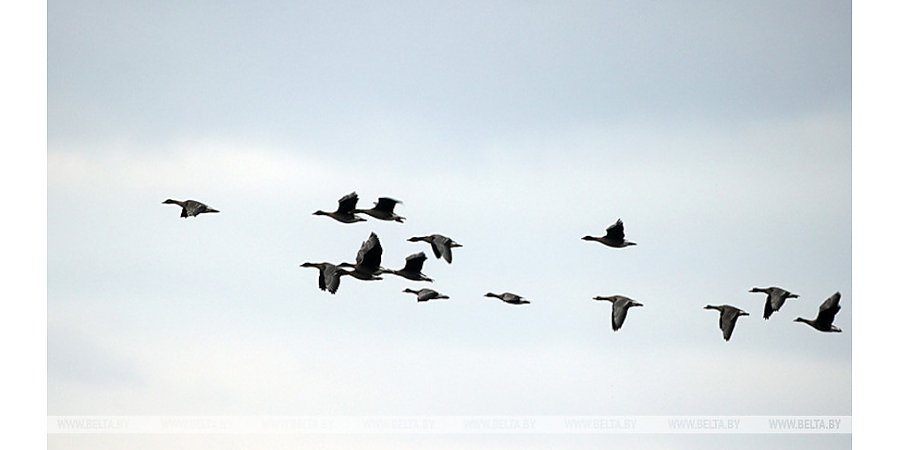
<box><xmin>604</xmin><ymin>219</ymin><xmax>626</xmax><ymax>241</ymax></box>
<box><xmin>769</xmin><ymin>289</ymin><xmax>786</xmax><ymax>309</ymax></box>
<box><xmin>323</xmin><ymin>264</ymin><xmax>341</xmax><ymax>294</ymax></box>
<box><xmin>721</xmin><ymin>308</ymin><xmax>740</xmax><ymax>341</ymax></box>
<box><xmin>337</xmin><ymin>192</ymin><xmax>360</xmax><ymax>214</ymax></box>
<box><xmin>431</xmin><ymin>235</ymin><xmax>452</xmax><ymax>263</ymax></box>
<box><xmin>815</xmin><ymin>292</ymin><xmax>842</xmax><ymax>326</ymax></box>
<box><xmin>402</xmin><ymin>252</ymin><xmax>427</xmax><ymax>273</ymax></box>
<box><xmin>316</xmin><ymin>267</ymin><xmax>327</xmax><ymax>291</ymax></box>
<box><xmin>763</xmin><ymin>298</ymin><xmax>774</xmax><ymax>319</ymax></box>
<box><xmin>418</xmin><ymin>289</ymin><xmax>438</xmax><ymax>301</ymax></box>
<box><xmin>356</xmin><ymin>233</ymin><xmax>383</xmax><ymax>272</ymax></box>
<box><xmin>373</xmin><ymin>197</ymin><xmax>401</xmax><ymax>213</ymax></box>
<box><xmin>428</xmin><ymin>240</ymin><xmax>443</xmax><ymax>259</ymax></box>
<box><xmin>611</xmin><ymin>300</ymin><xmax>629</xmax><ymax>331</ymax></box>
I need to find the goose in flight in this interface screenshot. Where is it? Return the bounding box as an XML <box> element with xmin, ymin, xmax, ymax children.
<box><xmin>300</xmin><ymin>262</ymin><xmax>342</xmax><ymax>294</ymax></box>
<box><xmin>403</xmin><ymin>288</ymin><xmax>449</xmax><ymax>302</ymax></box>
<box><xmin>593</xmin><ymin>295</ymin><xmax>644</xmax><ymax>331</ymax></box>
<box><xmin>162</xmin><ymin>199</ymin><xmax>219</xmax><ymax>218</ymax></box>
<box><xmin>704</xmin><ymin>304</ymin><xmax>749</xmax><ymax>341</ymax></box>
<box><xmin>582</xmin><ymin>219</ymin><xmax>636</xmax><ymax>248</ymax></box>
<box><xmin>795</xmin><ymin>292</ymin><xmax>843</xmax><ymax>332</ymax></box>
<box><xmin>383</xmin><ymin>252</ymin><xmax>433</xmax><ymax>282</ymax></box>
<box><xmin>408</xmin><ymin>234</ymin><xmax>462</xmax><ymax>264</ymax></box>
<box><xmin>749</xmin><ymin>286</ymin><xmax>799</xmax><ymax>319</ymax></box>
<box><xmin>336</xmin><ymin>232</ymin><xmax>385</xmax><ymax>281</ymax></box>
<box><xmin>354</xmin><ymin>197</ymin><xmax>405</xmax><ymax>223</ymax></box>
<box><xmin>313</xmin><ymin>192</ymin><xmax>366</xmax><ymax>224</ymax></box>
<box><xmin>485</xmin><ymin>292</ymin><xmax>530</xmax><ymax>305</ymax></box>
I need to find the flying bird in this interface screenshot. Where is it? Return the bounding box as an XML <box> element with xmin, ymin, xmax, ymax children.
<box><xmin>704</xmin><ymin>304</ymin><xmax>749</xmax><ymax>341</ymax></box>
<box><xmin>582</xmin><ymin>219</ymin><xmax>636</xmax><ymax>248</ymax></box>
<box><xmin>403</xmin><ymin>288</ymin><xmax>449</xmax><ymax>302</ymax></box>
<box><xmin>299</xmin><ymin>262</ymin><xmax>342</xmax><ymax>294</ymax></box>
<box><xmin>313</xmin><ymin>192</ymin><xmax>366</xmax><ymax>224</ymax></box>
<box><xmin>382</xmin><ymin>252</ymin><xmax>433</xmax><ymax>282</ymax></box>
<box><xmin>485</xmin><ymin>292</ymin><xmax>530</xmax><ymax>305</ymax></box>
<box><xmin>593</xmin><ymin>295</ymin><xmax>644</xmax><ymax>331</ymax></box>
<box><xmin>336</xmin><ymin>232</ymin><xmax>385</xmax><ymax>281</ymax></box>
<box><xmin>162</xmin><ymin>199</ymin><xmax>219</xmax><ymax>218</ymax></box>
<box><xmin>749</xmin><ymin>286</ymin><xmax>799</xmax><ymax>320</ymax></box>
<box><xmin>408</xmin><ymin>234</ymin><xmax>462</xmax><ymax>264</ymax></box>
<box><xmin>795</xmin><ymin>292</ymin><xmax>843</xmax><ymax>332</ymax></box>
<box><xmin>353</xmin><ymin>197</ymin><xmax>405</xmax><ymax>223</ymax></box>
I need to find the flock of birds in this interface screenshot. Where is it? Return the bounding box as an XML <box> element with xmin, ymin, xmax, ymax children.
<box><xmin>163</xmin><ymin>193</ymin><xmax>845</xmax><ymax>342</ymax></box>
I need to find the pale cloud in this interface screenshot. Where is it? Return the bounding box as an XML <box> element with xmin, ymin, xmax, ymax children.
<box><xmin>48</xmin><ymin>138</ymin><xmax>348</xmax><ymax>194</ymax></box>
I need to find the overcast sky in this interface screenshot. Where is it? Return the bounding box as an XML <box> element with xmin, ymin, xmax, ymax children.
<box><xmin>48</xmin><ymin>1</ymin><xmax>850</xmax><ymax>448</ymax></box>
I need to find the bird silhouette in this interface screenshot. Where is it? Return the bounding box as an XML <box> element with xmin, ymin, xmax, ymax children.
<box><xmin>162</xmin><ymin>199</ymin><xmax>219</xmax><ymax>218</ymax></box>
<box><xmin>582</xmin><ymin>219</ymin><xmax>636</xmax><ymax>248</ymax></box>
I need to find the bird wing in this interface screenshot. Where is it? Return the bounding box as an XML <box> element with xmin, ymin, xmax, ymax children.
<box><xmin>815</xmin><ymin>292</ymin><xmax>842</xmax><ymax>325</ymax></box>
<box><xmin>356</xmin><ymin>233</ymin><xmax>383</xmax><ymax>271</ymax></box>
<box><xmin>431</xmin><ymin>235</ymin><xmax>451</xmax><ymax>262</ymax></box>
<box><xmin>721</xmin><ymin>308</ymin><xmax>740</xmax><ymax>341</ymax></box>
<box><xmin>604</xmin><ymin>219</ymin><xmax>626</xmax><ymax>241</ymax></box>
<box><xmin>428</xmin><ymin>240</ymin><xmax>443</xmax><ymax>259</ymax></box>
<box><xmin>337</xmin><ymin>192</ymin><xmax>360</xmax><ymax>214</ymax></box>
<box><xmin>373</xmin><ymin>197</ymin><xmax>401</xmax><ymax>213</ymax></box>
<box><xmin>323</xmin><ymin>264</ymin><xmax>341</xmax><ymax>294</ymax></box>
<box><xmin>763</xmin><ymin>297</ymin><xmax>774</xmax><ymax>319</ymax></box>
<box><xmin>316</xmin><ymin>266</ymin><xmax>327</xmax><ymax>291</ymax></box>
<box><xmin>442</xmin><ymin>245</ymin><xmax>453</xmax><ymax>263</ymax></box>
<box><xmin>612</xmin><ymin>300</ymin><xmax>629</xmax><ymax>331</ymax></box>
<box><xmin>770</xmin><ymin>289</ymin><xmax>786</xmax><ymax>307</ymax></box>
<box><xmin>502</xmin><ymin>293</ymin><xmax>521</xmax><ymax>303</ymax></box>
<box><xmin>403</xmin><ymin>252</ymin><xmax>427</xmax><ymax>273</ymax></box>
<box><xmin>182</xmin><ymin>200</ymin><xmax>200</xmax><ymax>216</ymax></box>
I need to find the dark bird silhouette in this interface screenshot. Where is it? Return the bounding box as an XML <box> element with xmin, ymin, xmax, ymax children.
<box><xmin>162</xmin><ymin>199</ymin><xmax>219</xmax><ymax>218</ymax></box>
<box><xmin>353</xmin><ymin>197</ymin><xmax>405</xmax><ymax>223</ymax></box>
<box><xmin>593</xmin><ymin>295</ymin><xmax>644</xmax><ymax>331</ymax></box>
<box><xmin>300</xmin><ymin>262</ymin><xmax>342</xmax><ymax>294</ymax></box>
<box><xmin>403</xmin><ymin>288</ymin><xmax>449</xmax><ymax>302</ymax></box>
<box><xmin>408</xmin><ymin>234</ymin><xmax>462</xmax><ymax>264</ymax></box>
<box><xmin>485</xmin><ymin>292</ymin><xmax>530</xmax><ymax>305</ymax></box>
<box><xmin>313</xmin><ymin>192</ymin><xmax>366</xmax><ymax>224</ymax></box>
<box><xmin>336</xmin><ymin>232</ymin><xmax>385</xmax><ymax>281</ymax></box>
<box><xmin>582</xmin><ymin>219</ymin><xmax>636</xmax><ymax>248</ymax></box>
<box><xmin>704</xmin><ymin>304</ymin><xmax>749</xmax><ymax>341</ymax></box>
<box><xmin>795</xmin><ymin>292</ymin><xmax>843</xmax><ymax>332</ymax></box>
<box><xmin>750</xmin><ymin>286</ymin><xmax>799</xmax><ymax>320</ymax></box>
<box><xmin>383</xmin><ymin>252</ymin><xmax>433</xmax><ymax>282</ymax></box>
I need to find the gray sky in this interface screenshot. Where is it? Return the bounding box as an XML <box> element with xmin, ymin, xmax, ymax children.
<box><xmin>48</xmin><ymin>0</ymin><xmax>850</xmax><ymax>448</ymax></box>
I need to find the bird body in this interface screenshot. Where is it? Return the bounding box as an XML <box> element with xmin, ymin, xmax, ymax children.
<box><xmin>403</xmin><ymin>288</ymin><xmax>449</xmax><ymax>302</ymax></box>
<box><xmin>313</xmin><ymin>192</ymin><xmax>366</xmax><ymax>223</ymax></box>
<box><xmin>300</xmin><ymin>262</ymin><xmax>342</xmax><ymax>294</ymax></box>
<box><xmin>704</xmin><ymin>304</ymin><xmax>749</xmax><ymax>341</ymax></box>
<box><xmin>795</xmin><ymin>292</ymin><xmax>843</xmax><ymax>332</ymax></box>
<box><xmin>408</xmin><ymin>234</ymin><xmax>462</xmax><ymax>264</ymax></box>
<box><xmin>593</xmin><ymin>295</ymin><xmax>643</xmax><ymax>331</ymax></box>
<box><xmin>485</xmin><ymin>292</ymin><xmax>530</xmax><ymax>305</ymax></box>
<box><xmin>354</xmin><ymin>197</ymin><xmax>405</xmax><ymax>222</ymax></box>
<box><xmin>582</xmin><ymin>219</ymin><xmax>636</xmax><ymax>248</ymax></box>
<box><xmin>750</xmin><ymin>286</ymin><xmax>799</xmax><ymax>319</ymax></box>
<box><xmin>383</xmin><ymin>252</ymin><xmax>433</xmax><ymax>282</ymax></box>
<box><xmin>163</xmin><ymin>199</ymin><xmax>219</xmax><ymax>218</ymax></box>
